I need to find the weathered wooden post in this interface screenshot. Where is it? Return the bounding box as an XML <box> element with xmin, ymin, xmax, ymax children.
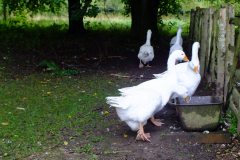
<box><xmin>223</xmin><ymin>6</ymin><xmax>235</xmax><ymax>105</ymax></box>
<box><xmin>228</xmin><ymin>17</ymin><xmax>240</xmax><ymax>133</ymax></box>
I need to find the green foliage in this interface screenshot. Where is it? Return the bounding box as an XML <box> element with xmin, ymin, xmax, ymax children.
<box><xmin>38</xmin><ymin>60</ymin><xmax>79</xmax><ymax>76</ymax></box>
<box><xmin>158</xmin><ymin>0</ymin><xmax>182</xmax><ymax>17</ymax></box>
<box><xmin>121</xmin><ymin>0</ymin><xmax>182</xmax><ymax>19</ymax></box>
<box><xmin>4</xmin><ymin>0</ymin><xmax>66</xmax><ymax>14</ymax></box>
<box><xmin>78</xmin><ymin>143</ymin><xmax>94</xmax><ymax>154</ymax></box>
<box><xmin>100</xmin><ymin>0</ymin><xmax>125</xmax><ymax>13</ymax></box>
<box><xmin>226</xmin><ymin>109</ymin><xmax>239</xmax><ymax>136</ymax></box>
<box><xmin>86</xmin><ymin>0</ymin><xmax>100</xmax><ymax>18</ymax></box>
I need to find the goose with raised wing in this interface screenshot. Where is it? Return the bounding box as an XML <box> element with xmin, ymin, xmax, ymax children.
<box><xmin>106</xmin><ymin>50</ymin><xmax>190</xmax><ymax>142</ymax></box>
<box><xmin>138</xmin><ymin>29</ymin><xmax>154</xmax><ymax>68</ymax></box>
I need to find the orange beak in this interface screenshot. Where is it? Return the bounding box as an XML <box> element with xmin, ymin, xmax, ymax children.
<box><xmin>193</xmin><ymin>66</ymin><xmax>199</xmax><ymax>73</ymax></box>
<box><xmin>183</xmin><ymin>55</ymin><xmax>189</xmax><ymax>62</ymax></box>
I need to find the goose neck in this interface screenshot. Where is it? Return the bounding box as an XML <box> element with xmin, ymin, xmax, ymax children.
<box><xmin>191</xmin><ymin>47</ymin><xmax>199</xmax><ymax>62</ymax></box>
<box><xmin>146</xmin><ymin>31</ymin><xmax>152</xmax><ymax>45</ymax></box>
<box><xmin>167</xmin><ymin>55</ymin><xmax>177</xmax><ymax>70</ymax></box>
<box><xmin>175</xmin><ymin>29</ymin><xmax>182</xmax><ymax>44</ymax></box>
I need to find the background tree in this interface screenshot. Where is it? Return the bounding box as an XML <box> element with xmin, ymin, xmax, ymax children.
<box><xmin>1</xmin><ymin>0</ymin><xmax>99</xmax><ymax>33</ymax></box>
<box><xmin>68</xmin><ymin>0</ymin><xmax>99</xmax><ymax>34</ymax></box>
<box><xmin>122</xmin><ymin>0</ymin><xmax>182</xmax><ymax>38</ymax></box>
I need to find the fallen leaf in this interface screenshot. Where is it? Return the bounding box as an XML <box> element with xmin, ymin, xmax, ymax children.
<box><xmin>16</xmin><ymin>107</ymin><xmax>26</xmax><ymax>111</ymax></box>
<box><xmin>40</xmin><ymin>81</ymin><xmax>48</xmax><ymax>84</ymax></box>
<box><xmin>1</xmin><ymin>122</ymin><xmax>9</xmax><ymax>126</ymax></box>
<box><xmin>103</xmin><ymin>111</ymin><xmax>109</xmax><ymax>115</ymax></box>
<box><xmin>63</xmin><ymin>141</ymin><xmax>68</xmax><ymax>145</ymax></box>
<box><xmin>123</xmin><ymin>133</ymin><xmax>128</xmax><ymax>138</ymax></box>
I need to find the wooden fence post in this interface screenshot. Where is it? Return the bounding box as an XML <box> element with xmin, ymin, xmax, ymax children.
<box><xmin>224</xmin><ymin>6</ymin><xmax>235</xmax><ymax>106</ymax></box>
<box><xmin>229</xmin><ymin>16</ymin><xmax>240</xmax><ymax>133</ymax></box>
<box><xmin>215</xmin><ymin>8</ymin><xmax>227</xmax><ymax>100</ymax></box>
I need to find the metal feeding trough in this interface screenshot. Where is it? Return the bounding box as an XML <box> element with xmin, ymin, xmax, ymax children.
<box><xmin>173</xmin><ymin>96</ymin><xmax>223</xmax><ymax>131</ymax></box>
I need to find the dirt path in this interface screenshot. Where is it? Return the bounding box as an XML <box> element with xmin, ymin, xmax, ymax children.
<box><xmin>27</xmin><ymin>105</ymin><xmax>221</xmax><ymax>160</ymax></box>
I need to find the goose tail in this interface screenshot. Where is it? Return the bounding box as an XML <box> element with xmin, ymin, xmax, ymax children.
<box><xmin>153</xmin><ymin>71</ymin><xmax>167</xmax><ymax>78</ymax></box>
<box><xmin>106</xmin><ymin>96</ymin><xmax>128</xmax><ymax>109</ymax></box>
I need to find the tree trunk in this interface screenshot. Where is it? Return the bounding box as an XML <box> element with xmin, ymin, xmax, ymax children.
<box><xmin>2</xmin><ymin>0</ymin><xmax>7</xmax><ymax>21</ymax></box>
<box><xmin>130</xmin><ymin>0</ymin><xmax>159</xmax><ymax>39</ymax></box>
<box><xmin>68</xmin><ymin>0</ymin><xmax>85</xmax><ymax>34</ymax></box>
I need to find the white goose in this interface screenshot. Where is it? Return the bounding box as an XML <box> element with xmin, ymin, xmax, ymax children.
<box><xmin>170</xmin><ymin>26</ymin><xmax>183</xmax><ymax>47</ymax></box>
<box><xmin>169</xmin><ymin>26</ymin><xmax>183</xmax><ymax>55</ymax></box>
<box><xmin>154</xmin><ymin>42</ymin><xmax>201</xmax><ymax>99</ymax></box>
<box><xmin>138</xmin><ymin>29</ymin><xmax>154</xmax><ymax>68</ymax></box>
<box><xmin>106</xmin><ymin>50</ymin><xmax>189</xmax><ymax>142</ymax></box>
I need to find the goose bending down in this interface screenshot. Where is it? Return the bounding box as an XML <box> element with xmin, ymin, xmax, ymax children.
<box><xmin>170</xmin><ymin>26</ymin><xmax>183</xmax><ymax>47</ymax></box>
<box><xmin>106</xmin><ymin>50</ymin><xmax>190</xmax><ymax>142</ymax></box>
<box><xmin>154</xmin><ymin>42</ymin><xmax>201</xmax><ymax>99</ymax></box>
<box><xmin>169</xmin><ymin>26</ymin><xmax>183</xmax><ymax>55</ymax></box>
<box><xmin>138</xmin><ymin>29</ymin><xmax>154</xmax><ymax>68</ymax></box>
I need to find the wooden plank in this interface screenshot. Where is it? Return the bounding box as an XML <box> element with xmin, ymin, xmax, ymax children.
<box><xmin>200</xmin><ymin>8</ymin><xmax>214</xmax><ymax>78</ymax></box>
<box><xmin>231</xmin><ymin>87</ymin><xmax>240</xmax><ymax>133</ymax></box>
<box><xmin>224</xmin><ymin>6</ymin><xmax>235</xmax><ymax>105</ymax></box>
<box><xmin>209</xmin><ymin>9</ymin><xmax>218</xmax><ymax>83</ymax></box>
<box><xmin>199</xmin><ymin>9</ymin><xmax>208</xmax><ymax>77</ymax></box>
<box><xmin>194</xmin><ymin>9</ymin><xmax>201</xmax><ymax>42</ymax></box>
<box><xmin>189</xmin><ymin>9</ymin><xmax>196</xmax><ymax>42</ymax></box>
<box><xmin>198</xmin><ymin>132</ymin><xmax>231</xmax><ymax>144</ymax></box>
<box><xmin>227</xmin><ymin>18</ymin><xmax>240</xmax><ymax>133</ymax></box>
<box><xmin>162</xmin><ymin>132</ymin><xmax>231</xmax><ymax>144</ymax></box>
<box><xmin>216</xmin><ymin>8</ymin><xmax>227</xmax><ymax>100</ymax></box>
<box><xmin>227</xmin><ymin>32</ymin><xmax>240</xmax><ymax>108</ymax></box>
<box><xmin>205</xmin><ymin>8</ymin><xmax>214</xmax><ymax>82</ymax></box>
<box><xmin>232</xmin><ymin>87</ymin><xmax>240</xmax><ymax>108</ymax></box>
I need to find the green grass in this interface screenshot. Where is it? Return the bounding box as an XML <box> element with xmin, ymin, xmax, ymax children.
<box><xmin>225</xmin><ymin>109</ymin><xmax>239</xmax><ymax>136</ymax></box>
<box><xmin>84</xmin><ymin>14</ymin><xmax>131</xmax><ymax>31</ymax></box>
<box><xmin>0</xmin><ymin>73</ymin><xmax>118</xmax><ymax>159</ymax></box>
